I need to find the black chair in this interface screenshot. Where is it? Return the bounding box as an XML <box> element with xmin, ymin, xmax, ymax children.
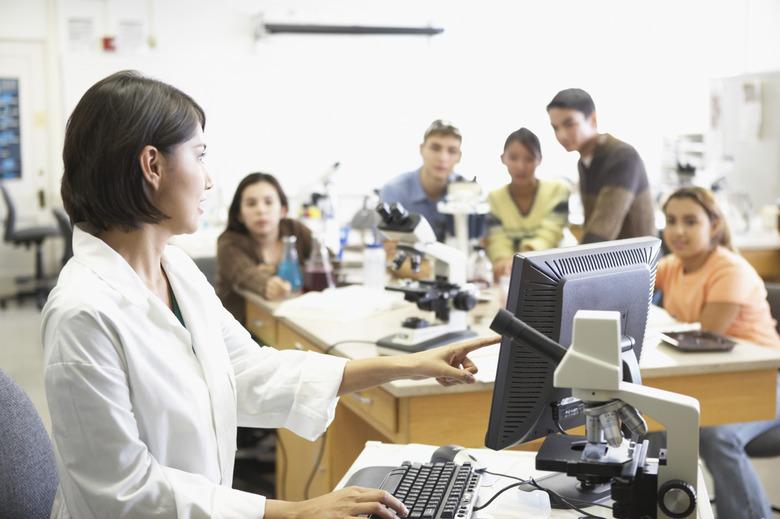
<box><xmin>739</xmin><ymin>283</ymin><xmax>780</xmax><ymax>513</ymax></box>
<box><xmin>0</xmin><ymin>184</ymin><xmax>62</xmax><ymax>309</ymax></box>
<box><xmin>766</xmin><ymin>282</ymin><xmax>780</xmax><ymax>335</ymax></box>
<box><xmin>192</xmin><ymin>256</ymin><xmax>217</xmax><ymax>288</ymax></box>
<box><xmin>0</xmin><ymin>369</ymin><xmax>59</xmax><ymax>519</ymax></box>
<box><xmin>52</xmin><ymin>207</ymin><xmax>73</xmax><ymax>268</ymax></box>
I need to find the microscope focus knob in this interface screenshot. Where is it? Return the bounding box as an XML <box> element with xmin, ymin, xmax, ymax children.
<box><xmin>658</xmin><ymin>480</ymin><xmax>696</xmax><ymax>518</ymax></box>
<box><xmin>453</xmin><ymin>290</ymin><xmax>477</xmax><ymax>311</ymax></box>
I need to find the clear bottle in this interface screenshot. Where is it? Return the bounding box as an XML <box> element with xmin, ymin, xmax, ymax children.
<box><xmin>303</xmin><ymin>237</ymin><xmax>335</xmax><ymax>293</ymax></box>
<box><xmin>277</xmin><ymin>235</ymin><xmax>303</xmax><ymax>292</ymax></box>
<box><xmin>467</xmin><ymin>244</ymin><xmax>493</xmax><ymax>289</ymax></box>
<box><xmin>362</xmin><ymin>243</ymin><xmax>387</xmax><ymax>289</ymax></box>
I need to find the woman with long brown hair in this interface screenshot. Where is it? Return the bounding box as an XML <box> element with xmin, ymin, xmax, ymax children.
<box><xmin>655</xmin><ymin>185</ymin><xmax>779</xmax><ymax>519</ymax></box>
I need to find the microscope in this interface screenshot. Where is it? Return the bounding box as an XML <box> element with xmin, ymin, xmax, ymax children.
<box><xmin>491</xmin><ymin>309</ymin><xmax>702</xmax><ymax>519</ymax></box>
<box><xmin>374</xmin><ymin>202</ymin><xmax>478</xmax><ymax>353</ymax></box>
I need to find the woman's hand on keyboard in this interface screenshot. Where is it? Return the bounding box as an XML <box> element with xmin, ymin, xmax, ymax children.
<box><xmin>409</xmin><ymin>335</ymin><xmax>501</xmax><ymax>387</ymax></box>
<box><xmin>265</xmin><ymin>486</ymin><xmax>409</xmax><ymax>519</ymax></box>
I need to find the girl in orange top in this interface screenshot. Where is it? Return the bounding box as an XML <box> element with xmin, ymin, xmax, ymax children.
<box><xmin>656</xmin><ymin>186</ymin><xmax>780</xmax><ymax>519</ymax></box>
<box><xmin>655</xmin><ymin>186</ymin><xmax>779</xmax><ymax>348</ymax></box>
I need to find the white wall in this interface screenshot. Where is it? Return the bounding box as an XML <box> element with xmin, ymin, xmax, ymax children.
<box><xmin>3</xmin><ymin>0</ymin><xmax>780</xmax><ymax>226</ymax></box>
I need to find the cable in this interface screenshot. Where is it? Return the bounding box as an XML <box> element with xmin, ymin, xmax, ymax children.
<box><xmin>323</xmin><ymin>340</ymin><xmax>378</xmax><ymax>354</ymax></box>
<box><xmin>472</xmin><ymin>475</ymin><xmax>535</xmax><ymax>512</ymax></box>
<box><xmin>303</xmin><ymin>431</ymin><xmax>327</xmax><ymax>500</ymax></box>
<box><xmin>276</xmin><ymin>432</ymin><xmax>287</xmax><ymax>501</ymax></box>
<box><xmin>524</xmin><ymin>478</ymin><xmax>610</xmax><ymax>517</ymax></box>
<box><xmin>473</xmin><ymin>470</ymin><xmax>611</xmax><ymax>517</ymax></box>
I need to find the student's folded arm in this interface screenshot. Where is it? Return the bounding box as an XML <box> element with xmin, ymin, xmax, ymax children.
<box><xmin>485</xmin><ymin>213</ymin><xmax>514</xmax><ymax>263</ymax></box>
<box><xmin>582</xmin><ymin>185</ymin><xmax>635</xmax><ymax>243</ymax></box>
<box><xmin>581</xmin><ymin>155</ymin><xmax>643</xmax><ymax>243</ymax></box>
<box><xmin>699</xmin><ymin>302</ymin><xmax>742</xmax><ymax>335</ymax></box>
<box><xmin>524</xmin><ymin>214</ymin><xmax>568</xmax><ymax>251</ymax></box>
<box><xmin>216</xmin><ymin>238</ymin><xmax>274</xmax><ymax>296</ymax></box>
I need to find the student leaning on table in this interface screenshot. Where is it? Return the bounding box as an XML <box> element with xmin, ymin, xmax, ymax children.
<box><xmin>216</xmin><ymin>172</ymin><xmax>313</xmax><ymax>323</ymax></box>
<box><xmin>654</xmin><ymin>185</ymin><xmax>780</xmax><ymax>519</ymax></box>
<box><xmin>42</xmin><ymin>70</ymin><xmax>499</xmax><ymax>519</ymax></box>
<box><xmin>485</xmin><ymin>127</ymin><xmax>570</xmax><ymax>282</ymax></box>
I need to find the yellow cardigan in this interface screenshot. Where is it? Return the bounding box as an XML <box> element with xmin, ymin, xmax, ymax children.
<box><xmin>485</xmin><ymin>178</ymin><xmax>570</xmax><ymax>262</ymax></box>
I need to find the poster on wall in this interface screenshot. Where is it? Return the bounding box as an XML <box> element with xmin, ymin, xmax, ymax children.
<box><xmin>0</xmin><ymin>78</ymin><xmax>22</xmax><ymax>180</ymax></box>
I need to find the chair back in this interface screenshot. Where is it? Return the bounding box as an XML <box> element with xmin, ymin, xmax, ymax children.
<box><xmin>745</xmin><ymin>424</ymin><xmax>780</xmax><ymax>458</ymax></box>
<box><xmin>0</xmin><ymin>369</ymin><xmax>59</xmax><ymax>519</ymax></box>
<box><xmin>193</xmin><ymin>256</ymin><xmax>217</xmax><ymax>288</ymax></box>
<box><xmin>766</xmin><ymin>282</ymin><xmax>780</xmax><ymax>335</ymax></box>
<box><xmin>1</xmin><ymin>183</ymin><xmax>17</xmax><ymax>243</ymax></box>
<box><xmin>53</xmin><ymin>207</ymin><xmax>74</xmax><ymax>266</ymax></box>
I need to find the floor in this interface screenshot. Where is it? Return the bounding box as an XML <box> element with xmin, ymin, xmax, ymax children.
<box><xmin>2</xmin><ymin>301</ymin><xmax>779</xmax><ymax>517</ymax></box>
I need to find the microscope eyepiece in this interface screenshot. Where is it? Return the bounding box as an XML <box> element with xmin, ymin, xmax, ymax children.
<box><xmin>389</xmin><ymin>202</ymin><xmax>409</xmax><ymax>223</ymax></box>
<box><xmin>375</xmin><ymin>202</ymin><xmax>392</xmax><ymax>224</ymax></box>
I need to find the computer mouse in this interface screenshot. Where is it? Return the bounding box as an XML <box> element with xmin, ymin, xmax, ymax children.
<box><xmin>430</xmin><ymin>444</ymin><xmax>483</xmax><ymax>470</ymax></box>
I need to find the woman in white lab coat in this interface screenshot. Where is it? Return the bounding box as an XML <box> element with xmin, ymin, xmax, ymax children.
<box><xmin>42</xmin><ymin>70</ymin><xmax>497</xmax><ymax>519</ymax></box>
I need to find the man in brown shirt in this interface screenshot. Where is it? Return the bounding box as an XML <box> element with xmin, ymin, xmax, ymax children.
<box><xmin>547</xmin><ymin>88</ymin><xmax>656</xmax><ymax>243</ymax></box>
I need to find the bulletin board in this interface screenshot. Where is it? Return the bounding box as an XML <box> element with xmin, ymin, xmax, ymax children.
<box><xmin>0</xmin><ymin>77</ymin><xmax>21</xmax><ymax>180</ymax></box>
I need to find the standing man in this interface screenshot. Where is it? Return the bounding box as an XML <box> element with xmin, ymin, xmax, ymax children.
<box><xmin>379</xmin><ymin>119</ymin><xmax>482</xmax><ymax>243</ymax></box>
<box><xmin>546</xmin><ymin>88</ymin><xmax>656</xmax><ymax>243</ymax></box>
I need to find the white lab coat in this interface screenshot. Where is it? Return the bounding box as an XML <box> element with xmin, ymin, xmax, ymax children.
<box><xmin>42</xmin><ymin>225</ymin><xmax>348</xmax><ymax>518</ymax></box>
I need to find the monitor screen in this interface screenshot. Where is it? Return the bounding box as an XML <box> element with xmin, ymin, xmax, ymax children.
<box><xmin>485</xmin><ymin>236</ymin><xmax>661</xmax><ymax>451</ymax></box>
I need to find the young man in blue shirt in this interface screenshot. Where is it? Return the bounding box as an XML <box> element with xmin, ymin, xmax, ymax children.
<box><xmin>379</xmin><ymin>120</ymin><xmax>468</xmax><ymax>243</ymax></box>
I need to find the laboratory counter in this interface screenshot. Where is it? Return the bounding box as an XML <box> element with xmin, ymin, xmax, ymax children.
<box><xmin>238</xmin><ymin>286</ymin><xmax>780</xmax><ymax>500</ymax></box>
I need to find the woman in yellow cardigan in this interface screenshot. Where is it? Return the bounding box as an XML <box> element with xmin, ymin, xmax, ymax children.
<box><xmin>485</xmin><ymin>128</ymin><xmax>570</xmax><ymax>281</ymax></box>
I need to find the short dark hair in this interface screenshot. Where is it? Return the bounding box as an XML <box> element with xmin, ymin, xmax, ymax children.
<box><xmin>546</xmin><ymin>88</ymin><xmax>596</xmax><ymax>117</ymax></box>
<box><xmin>503</xmin><ymin>127</ymin><xmax>542</xmax><ymax>161</ymax></box>
<box><xmin>226</xmin><ymin>172</ymin><xmax>288</xmax><ymax>234</ymax></box>
<box><xmin>61</xmin><ymin>70</ymin><xmax>206</xmax><ymax>231</ymax></box>
<box><xmin>423</xmin><ymin>119</ymin><xmax>462</xmax><ymax>143</ymax></box>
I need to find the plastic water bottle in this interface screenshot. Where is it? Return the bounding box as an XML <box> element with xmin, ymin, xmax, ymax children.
<box><xmin>277</xmin><ymin>235</ymin><xmax>302</xmax><ymax>292</ymax></box>
<box><xmin>467</xmin><ymin>244</ymin><xmax>493</xmax><ymax>289</ymax></box>
<box><xmin>362</xmin><ymin>243</ymin><xmax>387</xmax><ymax>289</ymax></box>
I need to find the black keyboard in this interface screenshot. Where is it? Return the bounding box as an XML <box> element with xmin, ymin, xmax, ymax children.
<box><xmin>349</xmin><ymin>460</ymin><xmax>482</xmax><ymax>519</ymax></box>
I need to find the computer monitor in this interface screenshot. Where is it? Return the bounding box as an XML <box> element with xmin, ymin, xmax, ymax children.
<box><xmin>485</xmin><ymin>236</ymin><xmax>661</xmax><ymax>451</ymax></box>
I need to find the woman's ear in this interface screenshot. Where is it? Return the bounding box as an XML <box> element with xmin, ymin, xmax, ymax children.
<box><xmin>710</xmin><ymin>217</ymin><xmax>723</xmax><ymax>243</ymax></box>
<box><xmin>139</xmin><ymin>145</ymin><xmax>162</xmax><ymax>190</ymax></box>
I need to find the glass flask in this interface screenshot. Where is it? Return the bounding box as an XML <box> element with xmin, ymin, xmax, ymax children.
<box><xmin>277</xmin><ymin>235</ymin><xmax>303</xmax><ymax>292</ymax></box>
<box><xmin>303</xmin><ymin>237</ymin><xmax>335</xmax><ymax>293</ymax></box>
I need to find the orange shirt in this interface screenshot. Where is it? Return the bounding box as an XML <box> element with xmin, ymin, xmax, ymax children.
<box><xmin>655</xmin><ymin>246</ymin><xmax>780</xmax><ymax>349</ymax></box>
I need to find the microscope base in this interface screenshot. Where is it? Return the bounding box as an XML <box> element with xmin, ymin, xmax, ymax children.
<box><xmin>517</xmin><ymin>471</ymin><xmax>611</xmax><ymax>509</ymax></box>
<box><xmin>376</xmin><ymin>329</ymin><xmax>478</xmax><ymax>354</ymax></box>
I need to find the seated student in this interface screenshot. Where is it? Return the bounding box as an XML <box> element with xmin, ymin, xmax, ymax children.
<box><xmin>216</xmin><ymin>172</ymin><xmax>312</xmax><ymax>323</ymax></box>
<box><xmin>379</xmin><ymin>119</ymin><xmax>483</xmax><ymax>243</ymax></box>
<box><xmin>655</xmin><ymin>185</ymin><xmax>780</xmax><ymax>519</ymax></box>
<box><xmin>43</xmin><ymin>69</ymin><xmax>499</xmax><ymax>519</ymax></box>
<box><xmin>546</xmin><ymin>88</ymin><xmax>656</xmax><ymax>243</ymax></box>
<box><xmin>485</xmin><ymin>128</ymin><xmax>570</xmax><ymax>281</ymax></box>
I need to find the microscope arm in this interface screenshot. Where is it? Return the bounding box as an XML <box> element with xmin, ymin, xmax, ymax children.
<box><xmin>492</xmin><ymin>308</ymin><xmax>701</xmax><ymax>518</ymax></box>
<box><xmin>558</xmin><ymin>310</ymin><xmax>700</xmax><ymax>519</ymax></box>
